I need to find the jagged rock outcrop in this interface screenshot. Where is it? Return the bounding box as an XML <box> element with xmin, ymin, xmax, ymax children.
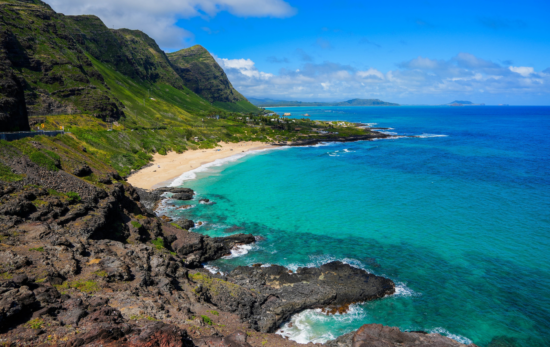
<box><xmin>188</xmin><ymin>262</ymin><xmax>395</xmax><ymax>333</ymax></box>
<box><xmin>163</xmin><ymin>223</ymin><xmax>255</xmax><ymax>267</ymax></box>
<box><xmin>135</xmin><ymin>187</ymin><xmax>195</xmax><ymax>214</ymax></box>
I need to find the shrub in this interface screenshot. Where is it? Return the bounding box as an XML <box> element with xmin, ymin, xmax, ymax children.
<box><xmin>70</xmin><ymin>280</ymin><xmax>100</xmax><ymax>293</ymax></box>
<box><xmin>93</xmin><ymin>270</ymin><xmax>108</xmax><ymax>277</ymax></box>
<box><xmin>26</xmin><ymin>318</ymin><xmax>44</xmax><ymax>329</ymax></box>
<box><xmin>158</xmin><ymin>147</ymin><xmax>167</xmax><ymax>155</ymax></box>
<box><xmin>151</xmin><ymin>237</ymin><xmax>164</xmax><ymax>250</ymax></box>
<box><xmin>130</xmin><ymin>221</ymin><xmax>143</xmax><ymax>229</ymax></box>
<box><xmin>29</xmin><ymin>247</ymin><xmax>44</xmax><ymax>252</ymax></box>
<box><xmin>66</xmin><ymin>192</ymin><xmax>81</xmax><ymax>204</ymax></box>
<box><xmin>29</xmin><ymin>151</ymin><xmax>59</xmax><ymax>171</ymax></box>
<box><xmin>0</xmin><ymin>162</ymin><xmax>23</xmax><ymax>182</ymax></box>
<box><xmin>208</xmin><ymin>310</ymin><xmax>219</xmax><ymax>316</ymax></box>
<box><xmin>0</xmin><ymin>272</ymin><xmax>13</xmax><ymax>280</ymax></box>
<box><xmin>201</xmin><ymin>315</ymin><xmax>213</xmax><ymax>325</ymax></box>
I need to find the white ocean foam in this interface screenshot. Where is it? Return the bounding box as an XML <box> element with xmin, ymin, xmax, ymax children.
<box><xmin>372</xmin><ymin>136</ymin><xmax>403</xmax><ymax>141</ymax></box>
<box><xmin>305</xmin><ymin>142</ymin><xmax>338</xmax><ymax>148</ymax></box>
<box><xmin>393</xmin><ymin>282</ymin><xmax>420</xmax><ymax>297</ymax></box>
<box><xmin>191</xmin><ymin>221</ymin><xmax>206</xmax><ymax>229</ymax></box>
<box><xmin>169</xmin><ymin>147</ymin><xmax>286</xmax><ymax>186</ymax></box>
<box><xmin>276</xmin><ymin>305</ymin><xmax>366</xmax><ymax>344</ymax></box>
<box><xmin>430</xmin><ymin>327</ymin><xmax>473</xmax><ymax>345</ymax></box>
<box><xmin>418</xmin><ymin>133</ymin><xmax>449</xmax><ymax>138</ymax></box>
<box><xmin>204</xmin><ymin>265</ymin><xmax>225</xmax><ymax>276</ymax></box>
<box><xmin>379</xmin><ymin>131</ymin><xmax>398</xmax><ymax>135</ymax></box>
<box><xmin>223</xmin><ymin>244</ymin><xmax>257</xmax><ymax>259</ymax></box>
<box><xmin>286</xmin><ymin>255</ymin><xmax>370</xmax><ymax>273</ymax></box>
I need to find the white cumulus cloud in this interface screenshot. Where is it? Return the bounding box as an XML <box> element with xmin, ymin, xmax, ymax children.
<box><xmin>509</xmin><ymin>66</ymin><xmax>535</xmax><ymax>77</ymax></box>
<box><xmin>216</xmin><ymin>53</ymin><xmax>550</xmax><ymax>104</ymax></box>
<box><xmin>45</xmin><ymin>0</ymin><xmax>296</xmax><ymax>49</ymax></box>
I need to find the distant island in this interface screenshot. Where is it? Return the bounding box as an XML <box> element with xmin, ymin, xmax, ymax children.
<box><xmin>249</xmin><ymin>98</ymin><xmax>399</xmax><ymax>107</ymax></box>
<box><xmin>447</xmin><ymin>100</ymin><xmax>485</xmax><ymax>106</ymax></box>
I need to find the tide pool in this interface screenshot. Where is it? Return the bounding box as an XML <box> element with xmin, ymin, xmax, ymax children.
<box><xmin>166</xmin><ymin>106</ymin><xmax>550</xmax><ymax>347</ymax></box>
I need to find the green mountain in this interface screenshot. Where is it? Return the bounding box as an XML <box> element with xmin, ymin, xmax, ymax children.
<box><xmin>249</xmin><ymin>98</ymin><xmax>399</xmax><ymax>107</ymax></box>
<box><xmin>167</xmin><ymin>45</ymin><xmax>258</xmax><ymax>113</ymax></box>
<box><xmin>0</xmin><ymin>0</ymin><xmax>260</xmax><ymax>133</ymax></box>
<box><xmin>0</xmin><ymin>0</ymin><xmax>125</xmax><ymax>127</ymax></box>
<box><xmin>0</xmin><ymin>0</ymin><xmax>373</xmax><ymax>177</ymax></box>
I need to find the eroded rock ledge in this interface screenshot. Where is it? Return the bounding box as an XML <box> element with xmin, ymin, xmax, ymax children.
<box><xmin>226</xmin><ymin>262</ymin><xmax>395</xmax><ymax>332</ymax></box>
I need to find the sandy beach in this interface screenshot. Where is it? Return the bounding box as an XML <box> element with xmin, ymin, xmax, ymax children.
<box><xmin>127</xmin><ymin>142</ymin><xmax>274</xmax><ymax>190</ymax></box>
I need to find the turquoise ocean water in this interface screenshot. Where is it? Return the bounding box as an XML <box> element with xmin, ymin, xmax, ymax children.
<box><xmin>165</xmin><ymin>106</ymin><xmax>550</xmax><ymax>347</ymax></box>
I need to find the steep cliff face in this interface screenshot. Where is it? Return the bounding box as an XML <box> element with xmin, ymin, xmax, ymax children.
<box><xmin>66</xmin><ymin>17</ymin><xmax>185</xmax><ymax>90</ymax></box>
<box><xmin>0</xmin><ymin>0</ymin><xmax>124</xmax><ymax>120</ymax></box>
<box><xmin>0</xmin><ymin>63</ymin><xmax>29</xmax><ymax>132</ymax></box>
<box><xmin>168</xmin><ymin>45</ymin><xmax>259</xmax><ymax>113</ymax></box>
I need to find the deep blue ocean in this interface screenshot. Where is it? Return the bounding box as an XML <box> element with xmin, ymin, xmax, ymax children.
<box><xmin>165</xmin><ymin>106</ymin><xmax>550</xmax><ymax>346</ymax></box>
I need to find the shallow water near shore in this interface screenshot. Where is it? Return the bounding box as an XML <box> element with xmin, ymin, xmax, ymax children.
<box><xmin>167</xmin><ymin>106</ymin><xmax>550</xmax><ymax>347</ymax></box>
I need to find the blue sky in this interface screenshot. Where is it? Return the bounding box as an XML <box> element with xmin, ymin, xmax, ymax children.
<box><xmin>48</xmin><ymin>0</ymin><xmax>550</xmax><ymax>104</ymax></box>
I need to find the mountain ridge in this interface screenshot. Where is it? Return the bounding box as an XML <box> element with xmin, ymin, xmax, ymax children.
<box><xmin>167</xmin><ymin>45</ymin><xmax>258</xmax><ymax>113</ymax></box>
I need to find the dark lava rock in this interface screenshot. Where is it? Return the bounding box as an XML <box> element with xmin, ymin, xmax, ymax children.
<box><xmin>72</xmin><ymin>164</ymin><xmax>92</xmax><ymax>177</ymax></box>
<box><xmin>59</xmin><ymin>308</ymin><xmax>87</xmax><ymax>326</ymax></box>
<box><xmin>224</xmin><ymin>261</ymin><xmax>395</xmax><ymax>332</ymax></box>
<box><xmin>175</xmin><ymin>218</ymin><xmax>195</xmax><ymax>230</ymax></box>
<box><xmin>326</xmin><ymin>324</ymin><xmax>478</xmax><ymax>347</ymax></box>
<box><xmin>171</xmin><ymin>192</ymin><xmax>194</xmax><ymax>201</ymax></box>
<box><xmin>155</xmin><ymin>187</ymin><xmax>194</xmax><ymax>195</ymax></box>
<box><xmin>134</xmin><ymin>188</ymin><xmax>163</xmax><ymax>213</ymax></box>
<box><xmin>163</xmin><ymin>223</ymin><xmax>255</xmax><ymax>267</ymax></box>
<box><xmin>196</xmin><ymin>330</ymin><xmax>252</xmax><ymax>347</ymax></box>
<box><xmin>12</xmin><ymin>274</ymin><xmax>28</xmax><ymax>285</ymax></box>
<box><xmin>99</xmin><ymin>256</ymin><xmax>132</xmax><ymax>282</ymax></box>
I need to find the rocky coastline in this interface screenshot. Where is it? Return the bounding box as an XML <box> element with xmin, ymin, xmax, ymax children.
<box><xmin>273</xmin><ymin>132</ymin><xmax>392</xmax><ymax>147</ymax></box>
<box><xmin>0</xmin><ymin>155</ymin><xmax>478</xmax><ymax>347</ymax></box>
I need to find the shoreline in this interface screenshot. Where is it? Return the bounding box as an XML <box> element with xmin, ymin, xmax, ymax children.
<box><xmin>128</xmin><ymin>133</ymin><xmax>393</xmax><ymax>190</ymax></box>
<box><xmin>127</xmin><ymin>141</ymin><xmax>275</xmax><ymax>190</ymax></box>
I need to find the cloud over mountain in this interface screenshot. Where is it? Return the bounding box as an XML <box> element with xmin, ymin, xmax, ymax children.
<box><xmin>46</xmin><ymin>0</ymin><xmax>296</xmax><ymax>48</ymax></box>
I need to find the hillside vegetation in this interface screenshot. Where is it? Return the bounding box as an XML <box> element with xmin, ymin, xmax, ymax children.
<box><xmin>0</xmin><ymin>0</ymin><xmax>379</xmax><ymax>179</ymax></box>
<box><xmin>168</xmin><ymin>45</ymin><xmax>258</xmax><ymax>113</ymax></box>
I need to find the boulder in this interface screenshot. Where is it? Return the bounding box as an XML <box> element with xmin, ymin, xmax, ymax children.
<box><xmin>72</xmin><ymin>165</ymin><xmax>92</xmax><ymax>177</ymax></box>
<box><xmin>172</xmin><ymin>192</ymin><xmax>194</xmax><ymax>201</ymax></box>
<box><xmin>175</xmin><ymin>218</ymin><xmax>195</xmax><ymax>230</ymax></box>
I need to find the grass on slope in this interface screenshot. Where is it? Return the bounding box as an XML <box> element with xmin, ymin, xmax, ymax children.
<box><xmin>213</xmin><ymin>100</ymin><xmax>260</xmax><ymax>113</ymax></box>
<box><xmin>89</xmin><ymin>54</ymin><xmax>220</xmax><ymax>128</ymax></box>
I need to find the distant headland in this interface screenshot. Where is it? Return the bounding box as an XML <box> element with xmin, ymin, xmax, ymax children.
<box><xmin>447</xmin><ymin>100</ymin><xmax>485</xmax><ymax>106</ymax></box>
<box><xmin>249</xmin><ymin>98</ymin><xmax>399</xmax><ymax>107</ymax></box>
